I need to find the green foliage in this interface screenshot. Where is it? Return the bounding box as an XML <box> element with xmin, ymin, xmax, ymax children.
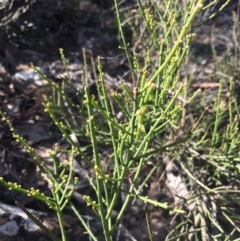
<box><xmin>0</xmin><ymin>0</ymin><xmax>237</xmax><ymax>241</ymax></box>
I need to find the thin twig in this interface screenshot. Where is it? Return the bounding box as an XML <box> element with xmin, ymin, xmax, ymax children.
<box><xmin>15</xmin><ymin>201</ymin><xmax>62</xmax><ymax>241</ymax></box>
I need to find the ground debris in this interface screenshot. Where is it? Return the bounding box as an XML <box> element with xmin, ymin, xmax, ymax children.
<box><xmin>0</xmin><ymin>201</ymin><xmax>84</xmax><ymax>241</ymax></box>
